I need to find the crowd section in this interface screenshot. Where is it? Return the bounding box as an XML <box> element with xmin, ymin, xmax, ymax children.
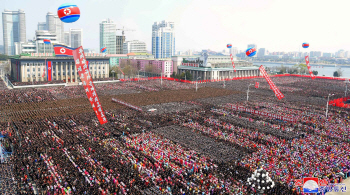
<box><xmin>0</xmin><ymin>77</ymin><xmax>349</xmax><ymax>194</ymax></box>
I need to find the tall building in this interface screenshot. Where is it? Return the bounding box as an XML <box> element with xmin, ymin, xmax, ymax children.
<box><xmin>46</xmin><ymin>12</ymin><xmax>64</xmax><ymax>43</ymax></box>
<box><xmin>152</xmin><ymin>20</ymin><xmax>175</xmax><ymax>58</ymax></box>
<box><xmin>35</xmin><ymin>30</ymin><xmax>58</xmax><ymax>53</ymax></box>
<box><xmin>64</xmin><ymin>32</ymin><xmax>70</xmax><ymax>46</ymax></box>
<box><xmin>69</xmin><ymin>29</ymin><xmax>82</xmax><ymax>48</ymax></box>
<box><xmin>231</xmin><ymin>47</ymin><xmax>238</xmax><ymax>56</ymax></box>
<box><xmin>258</xmin><ymin>48</ymin><xmax>266</xmax><ymax>57</ymax></box>
<box><xmin>37</xmin><ymin>22</ymin><xmax>46</xmax><ymax>30</ymax></box>
<box><xmin>116</xmin><ymin>35</ymin><xmax>125</xmax><ymax>54</ymax></box>
<box><xmin>100</xmin><ymin>18</ymin><xmax>116</xmax><ymax>54</ymax></box>
<box><xmin>2</xmin><ymin>9</ymin><xmax>26</xmax><ymax>55</ymax></box>
<box><xmin>123</xmin><ymin>40</ymin><xmax>147</xmax><ymax>54</ymax></box>
<box><xmin>336</xmin><ymin>50</ymin><xmax>345</xmax><ymax>58</ymax></box>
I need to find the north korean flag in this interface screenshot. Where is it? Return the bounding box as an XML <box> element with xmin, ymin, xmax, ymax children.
<box><xmin>53</xmin><ymin>44</ymin><xmax>76</xmax><ymax>57</ymax></box>
<box><xmin>46</xmin><ymin>61</ymin><xmax>52</xmax><ymax>81</ymax></box>
<box><xmin>43</xmin><ymin>39</ymin><xmax>51</xmax><ymax>44</ymax></box>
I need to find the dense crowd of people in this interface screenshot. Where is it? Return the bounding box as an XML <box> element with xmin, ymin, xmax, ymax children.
<box><xmin>0</xmin><ymin>76</ymin><xmax>349</xmax><ymax>194</ymax></box>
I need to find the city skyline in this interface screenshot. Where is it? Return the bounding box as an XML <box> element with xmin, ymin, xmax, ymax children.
<box><xmin>1</xmin><ymin>0</ymin><xmax>350</xmax><ymax>54</ymax></box>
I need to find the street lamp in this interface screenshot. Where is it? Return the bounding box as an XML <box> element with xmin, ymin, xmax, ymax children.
<box><xmin>111</xmin><ymin>70</ymin><xmax>115</xmax><ymax>80</ymax></box>
<box><xmin>326</xmin><ymin>93</ymin><xmax>335</xmax><ymax>118</ymax></box>
<box><xmin>247</xmin><ymin>83</ymin><xmax>254</xmax><ymax>102</ymax></box>
<box><xmin>196</xmin><ymin>76</ymin><xmax>201</xmax><ymax>92</ymax></box>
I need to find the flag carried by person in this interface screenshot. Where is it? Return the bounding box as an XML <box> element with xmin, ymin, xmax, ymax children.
<box><xmin>255</xmin><ymin>82</ymin><xmax>259</xmax><ymax>88</ymax></box>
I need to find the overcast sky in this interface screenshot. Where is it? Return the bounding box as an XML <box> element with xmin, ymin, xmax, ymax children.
<box><xmin>2</xmin><ymin>0</ymin><xmax>350</xmax><ymax>53</ymax></box>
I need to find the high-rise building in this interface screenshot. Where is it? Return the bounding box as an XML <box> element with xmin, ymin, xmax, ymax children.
<box><xmin>69</xmin><ymin>29</ymin><xmax>82</xmax><ymax>48</ymax></box>
<box><xmin>64</xmin><ymin>32</ymin><xmax>70</xmax><ymax>46</ymax></box>
<box><xmin>336</xmin><ymin>50</ymin><xmax>345</xmax><ymax>58</ymax></box>
<box><xmin>37</xmin><ymin>22</ymin><xmax>46</xmax><ymax>30</ymax></box>
<box><xmin>258</xmin><ymin>48</ymin><xmax>266</xmax><ymax>57</ymax></box>
<box><xmin>323</xmin><ymin>53</ymin><xmax>333</xmax><ymax>58</ymax></box>
<box><xmin>152</xmin><ymin>20</ymin><xmax>175</xmax><ymax>58</ymax></box>
<box><xmin>231</xmin><ymin>47</ymin><xmax>238</xmax><ymax>56</ymax></box>
<box><xmin>2</xmin><ymin>9</ymin><xmax>26</xmax><ymax>55</ymax></box>
<box><xmin>123</xmin><ymin>40</ymin><xmax>147</xmax><ymax>54</ymax></box>
<box><xmin>116</xmin><ymin>35</ymin><xmax>125</xmax><ymax>54</ymax></box>
<box><xmin>100</xmin><ymin>18</ymin><xmax>116</xmax><ymax>54</ymax></box>
<box><xmin>35</xmin><ymin>30</ymin><xmax>58</xmax><ymax>53</ymax></box>
<box><xmin>46</xmin><ymin>12</ymin><xmax>64</xmax><ymax>43</ymax></box>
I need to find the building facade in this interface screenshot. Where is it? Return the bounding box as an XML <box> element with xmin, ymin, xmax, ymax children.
<box><xmin>120</xmin><ymin>58</ymin><xmax>173</xmax><ymax>77</ymax></box>
<box><xmin>171</xmin><ymin>54</ymin><xmax>245</xmax><ymax>74</ymax></box>
<box><xmin>37</xmin><ymin>22</ymin><xmax>46</xmax><ymax>30</ymax></box>
<box><xmin>46</xmin><ymin>12</ymin><xmax>64</xmax><ymax>43</ymax></box>
<box><xmin>178</xmin><ymin>65</ymin><xmax>260</xmax><ymax>81</ymax></box>
<box><xmin>152</xmin><ymin>20</ymin><xmax>175</xmax><ymax>58</ymax></box>
<box><xmin>70</xmin><ymin>29</ymin><xmax>83</xmax><ymax>48</ymax></box>
<box><xmin>100</xmin><ymin>19</ymin><xmax>116</xmax><ymax>54</ymax></box>
<box><xmin>64</xmin><ymin>32</ymin><xmax>70</xmax><ymax>46</ymax></box>
<box><xmin>116</xmin><ymin>35</ymin><xmax>125</xmax><ymax>54</ymax></box>
<box><xmin>2</xmin><ymin>9</ymin><xmax>26</xmax><ymax>55</ymax></box>
<box><xmin>127</xmin><ymin>53</ymin><xmax>154</xmax><ymax>60</ymax></box>
<box><xmin>123</xmin><ymin>40</ymin><xmax>147</xmax><ymax>54</ymax></box>
<box><xmin>106</xmin><ymin>54</ymin><xmax>128</xmax><ymax>67</ymax></box>
<box><xmin>10</xmin><ymin>55</ymin><xmax>110</xmax><ymax>82</ymax></box>
<box><xmin>258</xmin><ymin>48</ymin><xmax>266</xmax><ymax>57</ymax></box>
<box><xmin>35</xmin><ymin>30</ymin><xmax>59</xmax><ymax>54</ymax></box>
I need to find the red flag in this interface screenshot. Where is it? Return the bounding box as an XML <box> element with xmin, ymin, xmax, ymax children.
<box><xmin>54</xmin><ymin>44</ymin><xmax>76</xmax><ymax>57</ymax></box>
<box><xmin>73</xmin><ymin>46</ymin><xmax>107</xmax><ymax>125</ymax></box>
<box><xmin>305</xmin><ymin>56</ymin><xmax>315</xmax><ymax>79</ymax></box>
<box><xmin>46</xmin><ymin>61</ymin><xmax>52</xmax><ymax>81</ymax></box>
<box><xmin>255</xmin><ymin>82</ymin><xmax>259</xmax><ymax>88</ymax></box>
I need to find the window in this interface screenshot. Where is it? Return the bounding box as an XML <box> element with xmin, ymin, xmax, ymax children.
<box><xmin>38</xmin><ymin>68</ymin><xmax>40</xmax><ymax>71</ymax></box>
<box><xmin>33</xmin><ymin>68</ymin><xmax>35</xmax><ymax>71</ymax></box>
<box><xmin>27</xmin><ymin>69</ymin><xmax>30</xmax><ymax>72</ymax></box>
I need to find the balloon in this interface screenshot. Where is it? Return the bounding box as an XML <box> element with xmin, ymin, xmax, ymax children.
<box><xmin>246</xmin><ymin>47</ymin><xmax>256</xmax><ymax>57</ymax></box>
<box><xmin>227</xmin><ymin>44</ymin><xmax>232</xmax><ymax>48</ymax></box>
<box><xmin>302</xmin><ymin>43</ymin><xmax>309</xmax><ymax>48</ymax></box>
<box><xmin>58</xmin><ymin>3</ymin><xmax>80</xmax><ymax>23</ymax></box>
<box><xmin>100</xmin><ymin>47</ymin><xmax>107</xmax><ymax>53</ymax></box>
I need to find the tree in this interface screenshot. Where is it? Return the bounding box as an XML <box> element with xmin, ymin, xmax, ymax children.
<box><xmin>312</xmin><ymin>70</ymin><xmax>318</xmax><ymax>76</ymax></box>
<box><xmin>145</xmin><ymin>64</ymin><xmax>153</xmax><ymax>74</ymax></box>
<box><xmin>0</xmin><ymin>54</ymin><xmax>9</xmax><ymax>61</ymax></box>
<box><xmin>184</xmin><ymin>71</ymin><xmax>193</xmax><ymax>81</ymax></box>
<box><xmin>123</xmin><ymin>65</ymin><xmax>133</xmax><ymax>77</ymax></box>
<box><xmin>333</xmin><ymin>71</ymin><xmax>339</xmax><ymax>77</ymax></box>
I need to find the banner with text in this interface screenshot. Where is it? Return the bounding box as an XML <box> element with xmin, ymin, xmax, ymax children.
<box><xmin>111</xmin><ymin>98</ymin><xmax>143</xmax><ymax>112</ymax></box>
<box><xmin>73</xmin><ymin>46</ymin><xmax>107</xmax><ymax>125</ymax></box>
<box><xmin>226</xmin><ymin>103</ymin><xmax>297</xmax><ymax>123</ymax></box>
<box><xmin>259</xmin><ymin>65</ymin><xmax>285</xmax><ymax>100</ymax></box>
<box><xmin>230</xmin><ymin>54</ymin><xmax>236</xmax><ymax>72</ymax></box>
<box><xmin>305</xmin><ymin>56</ymin><xmax>315</xmax><ymax>80</ymax></box>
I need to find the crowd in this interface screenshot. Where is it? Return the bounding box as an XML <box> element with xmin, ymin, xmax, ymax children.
<box><xmin>0</xmin><ymin>76</ymin><xmax>349</xmax><ymax>194</ymax></box>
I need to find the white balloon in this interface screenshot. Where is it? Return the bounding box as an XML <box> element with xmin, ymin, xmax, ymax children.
<box><xmin>262</xmin><ymin>180</ymin><xmax>265</xmax><ymax>183</ymax></box>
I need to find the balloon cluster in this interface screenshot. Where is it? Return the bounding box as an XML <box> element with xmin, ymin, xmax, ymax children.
<box><xmin>247</xmin><ymin>168</ymin><xmax>275</xmax><ymax>193</ymax></box>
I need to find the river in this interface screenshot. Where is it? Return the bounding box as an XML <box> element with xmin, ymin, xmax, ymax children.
<box><xmin>253</xmin><ymin>62</ymin><xmax>350</xmax><ymax>78</ymax></box>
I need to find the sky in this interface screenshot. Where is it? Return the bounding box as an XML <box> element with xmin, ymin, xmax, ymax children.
<box><xmin>1</xmin><ymin>0</ymin><xmax>350</xmax><ymax>53</ymax></box>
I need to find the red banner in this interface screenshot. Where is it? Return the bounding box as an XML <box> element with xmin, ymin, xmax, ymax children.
<box><xmin>255</xmin><ymin>82</ymin><xmax>259</xmax><ymax>88</ymax></box>
<box><xmin>259</xmin><ymin>65</ymin><xmax>284</xmax><ymax>100</ymax></box>
<box><xmin>305</xmin><ymin>56</ymin><xmax>315</xmax><ymax>79</ymax></box>
<box><xmin>73</xmin><ymin>46</ymin><xmax>107</xmax><ymax>125</ymax></box>
<box><xmin>111</xmin><ymin>98</ymin><xmax>142</xmax><ymax>112</ymax></box>
<box><xmin>47</xmin><ymin>61</ymin><xmax>52</xmax><ymax>81</ymax></box>
<box><xmin>229</xmin><ymin>54</ymin><xmax>236</xmax><ymax>72</ymax></box>
<box><xmin>227</xmin><ymin>104</ymin><xmax>297</xmax><ymax>123</ymax></box>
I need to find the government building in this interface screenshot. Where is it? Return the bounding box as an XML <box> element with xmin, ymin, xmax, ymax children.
<box><xmin>10</xmin><ymin>54</ymin><xmax>110</xmax><ymax>82</ymax></box>
<box><xmin>173</xmin><ymin>53</ymin><xmax>260</xmax><ymax>80</ymax></box>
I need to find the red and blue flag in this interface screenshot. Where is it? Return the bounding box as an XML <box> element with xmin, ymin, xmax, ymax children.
<box><xmin>43</xmin><ymin>39</ymin><xmax>51</xmax><ymax>44</ymax></box>
<box><xmin>53</xmin><ymin>44</ymin><xmax>76</xmax><ymax>57</ymax></box>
